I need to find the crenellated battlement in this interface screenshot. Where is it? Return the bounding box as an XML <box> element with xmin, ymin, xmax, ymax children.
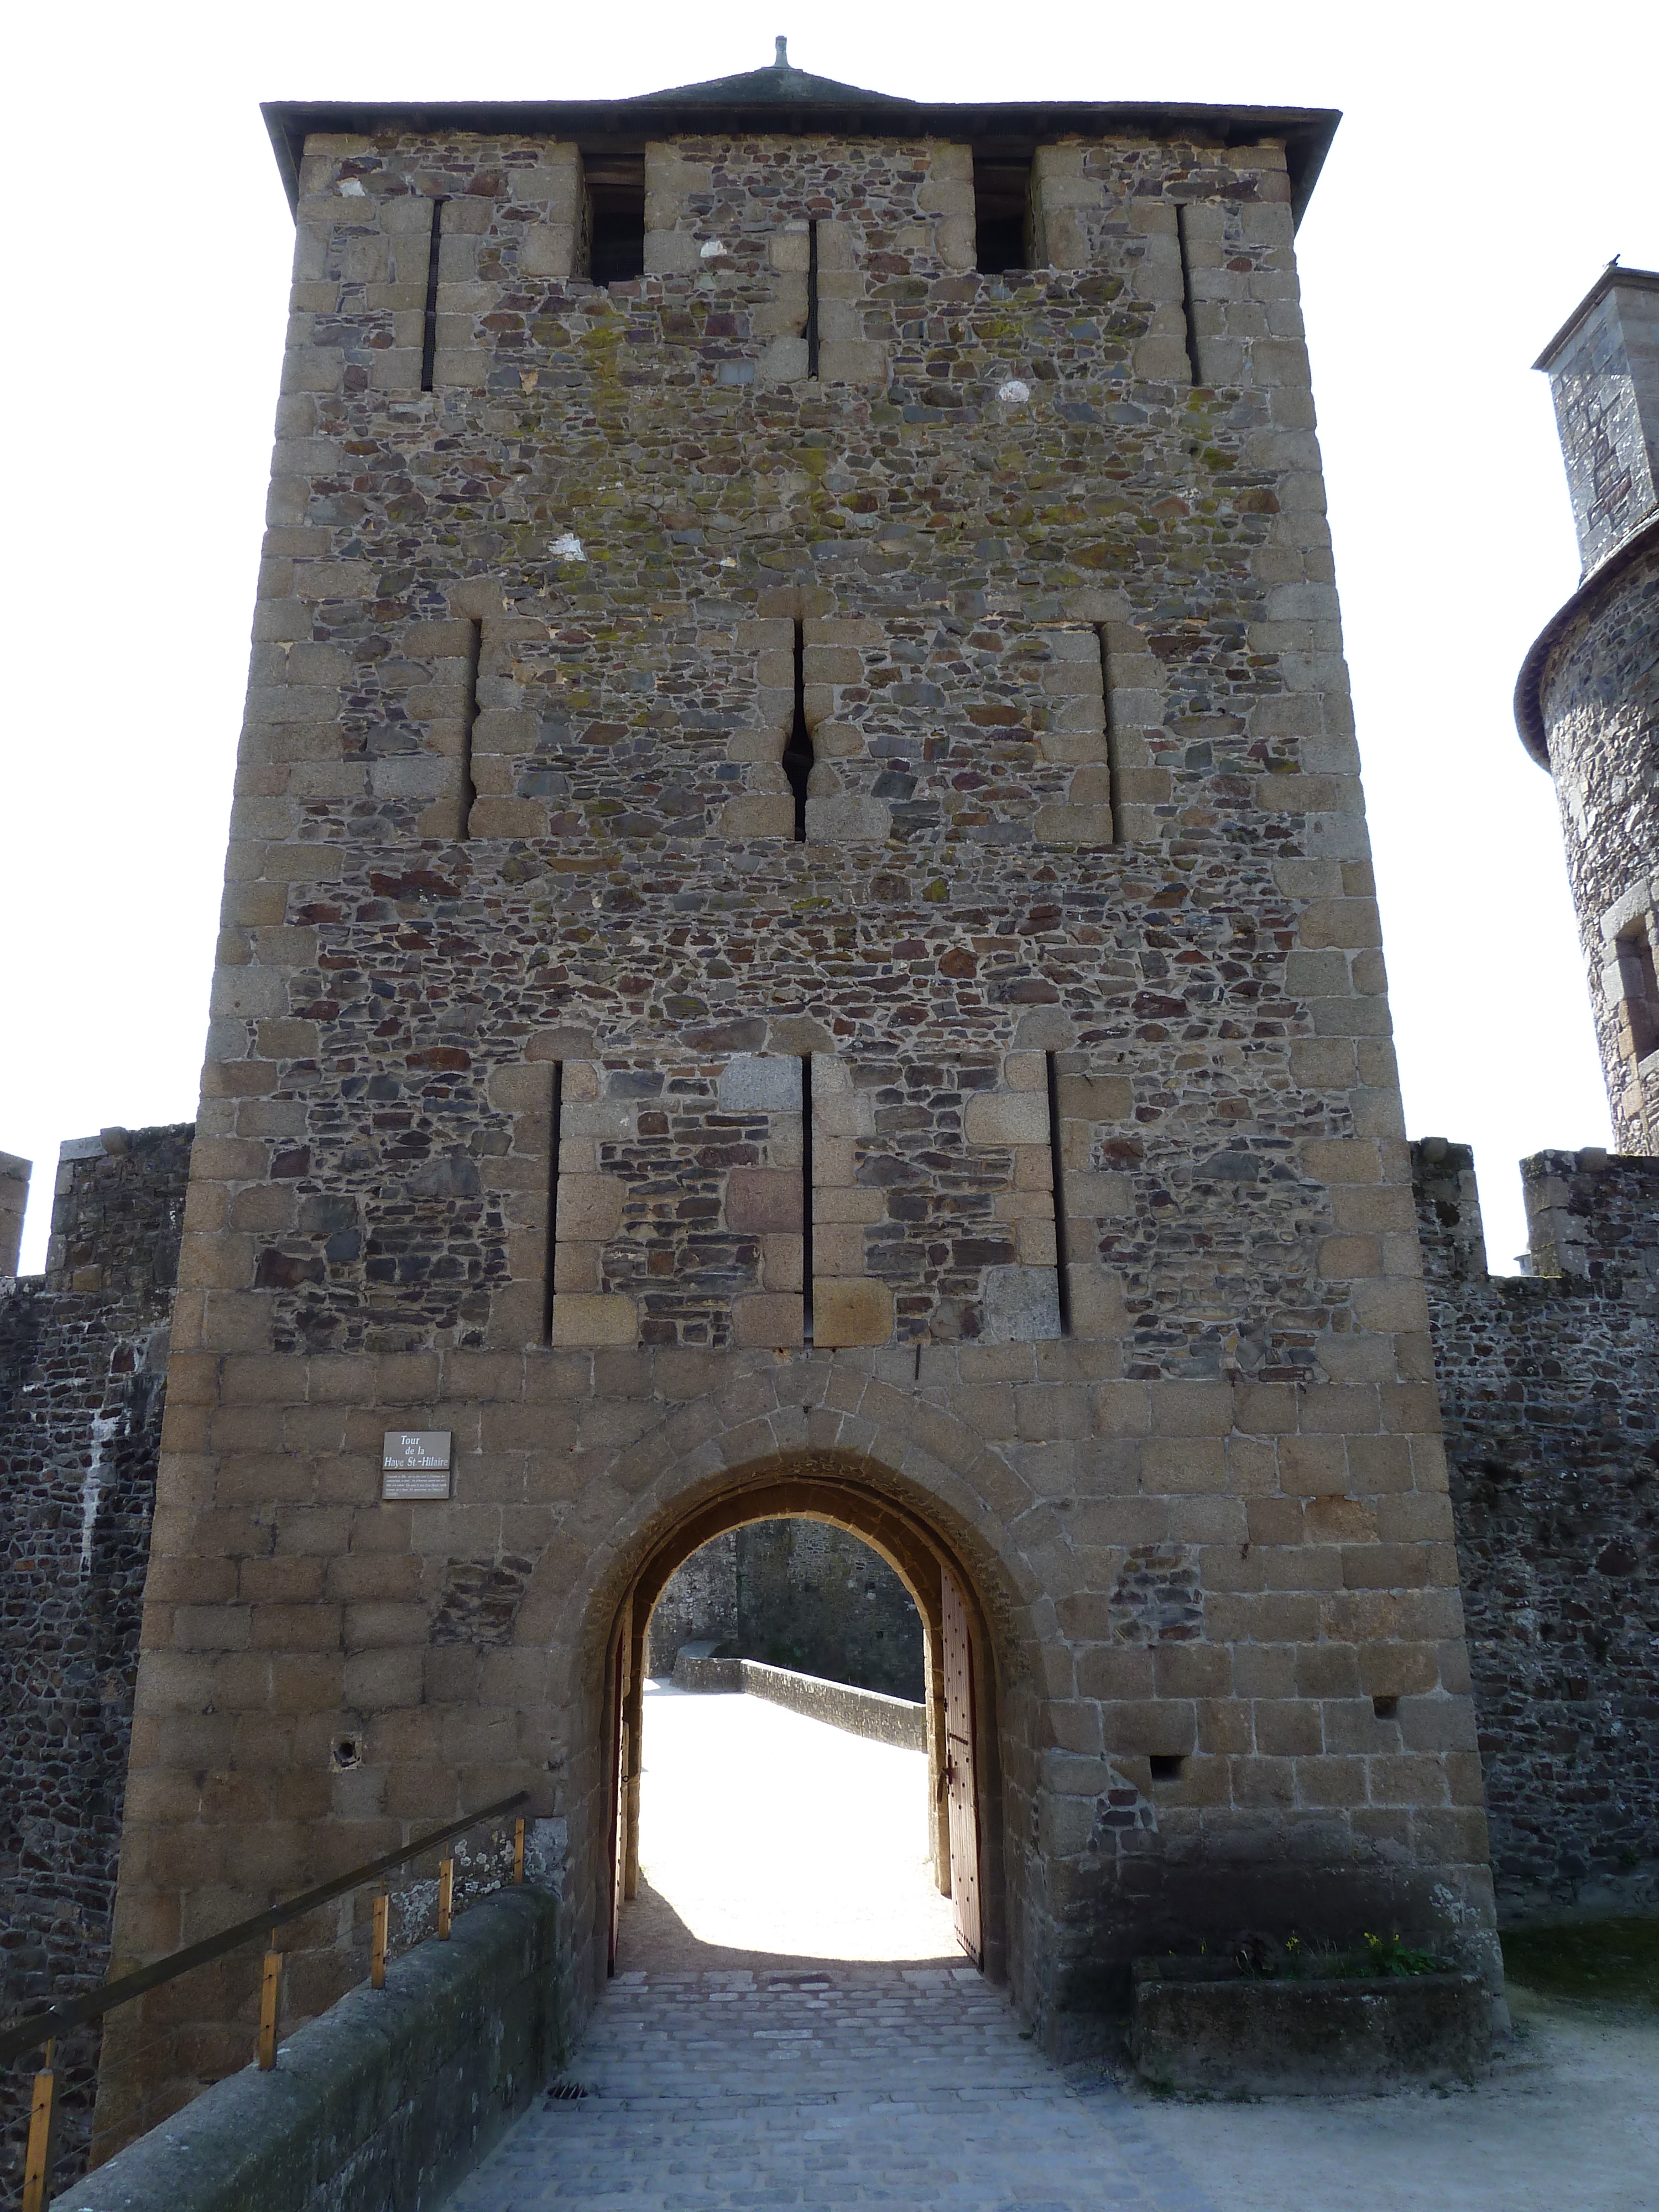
<box><xmin>1410</xmin><ymin>1138</ymin><xmax>1489</xmax><ymax>1285</ymax></box>
<box><xmin>1412</xmin><ymin>1136</ymin><xmax>1659</xmax><ymax>1291</ymax></box>
<box><xmin>1521</xmin><ymin>1146</ymin><xmax>1659</xmax><ymax>1287</ymax></box>
<box><xmin>42</xmin><ymin>1124</ymin><xmax>195</xmax><ymax>1298</ymax></box>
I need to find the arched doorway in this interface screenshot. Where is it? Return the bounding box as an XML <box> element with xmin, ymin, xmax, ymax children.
<box><xmin>596</xmin><ymin>1463</ymin><xmax>1008</xmax><ymax>1989</ymax></box>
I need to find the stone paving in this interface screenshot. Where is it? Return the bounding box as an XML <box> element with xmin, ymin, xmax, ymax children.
<box><xmin>450</xmin><ymin>1684</ymin><xmax>1212</xmax><ymax>2211</ymax></box>
<box><xmin>445</xmin><ymin>1960</ymin><xmax>1215</xmax><ymax>2212</ymax></box>
<box><xmin>448</xmin><ymin>1688</ymin><xmax>1659</xmax><ymax>2212</ymax></box>
<box><xmin>1140</xmin><ymin>1984</ymin><xmax>1659</xmax><ymax>2212</ymax></box>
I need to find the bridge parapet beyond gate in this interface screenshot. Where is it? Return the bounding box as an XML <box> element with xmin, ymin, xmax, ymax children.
<box><xmin>4</xmin><ymin>1796</ymin><xmax>561</xmax><ymax>2211</ymax></box>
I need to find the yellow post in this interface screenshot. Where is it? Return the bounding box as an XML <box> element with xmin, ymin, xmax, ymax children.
<box><xmin>372</xmin><ymin>1892</ymin><xmax>389</xmax><ymax>1989</ymax></box>
<box><xmin>513</xmin><ymin>1817</ymin><xmax>525</xmax><ymax>1885</ymax></box>
<box><xmin>437</xmin><ymin>1858</ymin><xmax>454</xmax><ymax>1939</ymax></box>
<box><xmin>258</xmin><ymin>1941</ymin><xmax>281</xmax><ymax>2070</ymax></box>
<box><xmin>20</xmin><ymin>2039</ymin><xmax>59</xmax><ymax>2212</ymax></box>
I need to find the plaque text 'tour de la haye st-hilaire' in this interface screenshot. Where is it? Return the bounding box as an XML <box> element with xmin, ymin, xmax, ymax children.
<box><xmin>381</xmin><ymin>1431</ymin><xmax>453</xmax><ymax>1500</ymax></box>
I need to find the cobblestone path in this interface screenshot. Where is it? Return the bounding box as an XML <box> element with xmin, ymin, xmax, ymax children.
<box><xmin>447</xmin><ymin>1961</ymin><xmax>1215</xmax><ymax>2212</ymax></box>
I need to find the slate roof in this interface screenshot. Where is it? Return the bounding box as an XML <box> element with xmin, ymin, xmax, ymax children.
<box><xmin>625</xmin><ymin>38</ymin><xmax>912</xmax><ymax>111</ymax></box>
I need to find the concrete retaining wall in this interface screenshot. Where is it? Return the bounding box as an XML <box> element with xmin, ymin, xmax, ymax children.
<box><xmin>56</xmin><ymin>1887</ymin><xmax>560</xmax><ymax>2212</ymax></box>
<box><xmin>671</xmin><ymin>1650</ymin><xmax>926</xmax><ymax>1752</ymax></box>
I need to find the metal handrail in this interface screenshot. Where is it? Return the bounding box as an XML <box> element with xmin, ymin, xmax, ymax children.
<box><xmin>0</xmin><ymin>1789</ymin><xmax>530</xmax><ymax>2068</ymax></box>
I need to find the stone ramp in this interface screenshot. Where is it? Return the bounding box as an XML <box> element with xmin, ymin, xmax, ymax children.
<box><xmin>444</xmin><ymin>1963</ymin><xmax>1216</xmax><ymax>2212</ymax></box>
<box><xmin>626</xmin><ymin>1680</ymin><xmax>957</xmax><ymax>1971</ymax></box>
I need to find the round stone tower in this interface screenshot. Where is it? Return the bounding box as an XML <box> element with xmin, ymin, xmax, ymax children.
<box><xmin>1517</xmin><ymin>264</ymin><xmax>1659</xmax><ymax>1154</ymax></box>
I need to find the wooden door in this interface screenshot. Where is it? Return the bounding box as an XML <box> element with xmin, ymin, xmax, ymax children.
<box><xmin>941</xmin><ymin>1568</ymin><xmax>982</xmax><ymax>1965</ymax></box>
<box><xmin>607</xmin><ymin>1632</ymin><xmax>627</xmax><ymax>1974</ymax></box>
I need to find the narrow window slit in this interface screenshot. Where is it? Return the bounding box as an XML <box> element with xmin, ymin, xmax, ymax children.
<box><xmin>1045</xmin><ymin>1053</ymin><xmax>1071</xmax><ymax>1335</ymax></box>
<box><xmin>543</xmin><ymin>1061</ymin><xmax>564</xmax><ymax>1345</ymax></box>
<box><xmin>781</xmin><ymin>619</ymin><xmax>812</xmax><ymax>841</ymax></box>
<box><xmin>586</xmin><ymin>154</ymin><xmax>646</xmax><ymax>285</ymax></box>
<box><xmin>805</xmin><ymin>221</ymin><xmax>820</xmax><ymax>381</ymax></box>
<box><xmin>420</xmin><ymin>198</ymin><xmax>445</xmax><ymax>394</ymax></box>
<box><xmin>800</xmin><ymin>1056</ymin><xmax>815</xmax><ymax>1347</ymax></box>
<box><xmin>1615</xmin><ymin>920</ymin><xmax>1659</xmax><ymax>1060</ymax></box>
<box><xmin>1098</xmin><ymin>627</ymin><xmax>1124</xmax><ymax>847</ymax></box>
<box><xmin>973</xmin><ymin>153</ymin><xmax>1032</xmax><ymax>275</ymax></box>
<box><xmin>459</xmin><ymin>618</ymin><xmax>481</xmax><ymax>838</ymax></box>
<box><xmin>1175</xmin><ymin>204</ymin><xmax>1203</xmax><ymax>385</ymax></box>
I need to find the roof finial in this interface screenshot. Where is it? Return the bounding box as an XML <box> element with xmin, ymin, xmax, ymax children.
<box><xmin>775</xmin><ymin>35</ymin><xmax>789</xmax><ymax>68</ymax></box>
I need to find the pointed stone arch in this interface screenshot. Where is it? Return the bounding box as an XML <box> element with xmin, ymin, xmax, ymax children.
<box><xmin>517</xmin><ymin>1404</ymin><xmax>1050</xmax><ymax>2025</ymax></box>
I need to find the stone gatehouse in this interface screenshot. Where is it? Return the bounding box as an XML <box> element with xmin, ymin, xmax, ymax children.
<box><xmin>7</xmin><ymin>41</ymin><xmax>1576</xmax><ymax>2179</ymax></box>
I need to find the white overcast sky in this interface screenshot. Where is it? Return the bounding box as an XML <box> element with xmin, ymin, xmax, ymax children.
<box><xmin>4</xmin><ymin>0</ymin><xmax>1655</xmax><ymax>1275</ymax></box>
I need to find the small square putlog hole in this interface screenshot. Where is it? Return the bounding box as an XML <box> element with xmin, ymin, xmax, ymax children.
<box><xmin>1149</xmin><ymin>1754</ymin><xmax>1185</xmax><ymax>1782</ymax></box>
<box><xmin>1372</xmin><ymin>1695</ymin><xmax>1400</xmax><ymax>1720</ymax></box>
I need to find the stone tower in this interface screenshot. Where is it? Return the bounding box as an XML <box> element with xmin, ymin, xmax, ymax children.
<box><xmin>96</xmin><ymin>49</ymin><xmax>1499</xmax><ymax>2141</ymax></box>
<box><xmin>1517</xmin><ymin>264</ymin><xmax>1659</xmax><ymax>1152</ymax></box>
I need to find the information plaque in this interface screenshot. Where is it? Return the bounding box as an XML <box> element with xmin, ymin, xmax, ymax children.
<box><xmin>381</xmin><ymin>1430</ymin><xmax>453</xmax><ymax>1500</ymax></box>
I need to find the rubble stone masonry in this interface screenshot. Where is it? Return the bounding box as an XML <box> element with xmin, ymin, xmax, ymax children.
<box><xmin>644</xmin><ymin>1519</ymin><xmax>927</xmax><ymax>1698</ymax></box>
<box><xmin>1525</xmin><ymin>267</ymin><xmax>1659</xmax><ymax>1153</ymax></box>
<box><xmin>1</xmin><ymin>1126</ymin><xmax>192</xmax><ymax>2188</ymax></box>
<box><xmin>1535</xmin><ymin>544</ymin><xmax>1659</xmax><ymax>1154</ymax></box>
<box><xmin>1414</xmin><ymin>1140</ymin><xmax>1659</xmax><ymax>1918</ymax></box>
<box><xmin>89</xmin><ymin>73</ymin><xmax>1505</xmax><ymax>2146</ymax></box>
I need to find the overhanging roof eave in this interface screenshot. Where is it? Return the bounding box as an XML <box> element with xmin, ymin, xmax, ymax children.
<box><xmin>260</xmin><ymin>96</ymin><xmax>1339</xmax><ymax>225</ymax></box>
<box><xmin>1532</xmin><ymin>264</ymin><xmax>1659</xmax><ymax>373</ymax></box>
